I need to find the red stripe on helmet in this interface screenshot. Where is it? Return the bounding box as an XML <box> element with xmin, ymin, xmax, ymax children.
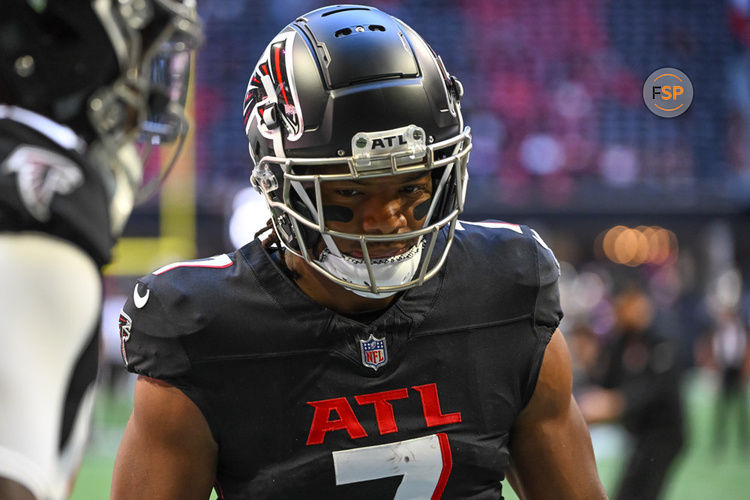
<box><xmin>274</xmin><ymin>45</ymin><xmax>290</xmax><ymax>106</ymax></box>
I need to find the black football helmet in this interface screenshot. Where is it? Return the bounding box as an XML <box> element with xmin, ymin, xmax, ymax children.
<box><xmin>244</xmin><ymin>4</ymin><xmax>471</xmax><ymax>297</ymax></box>
<box><xmin>0</xmin><ymin>0</ymin><xmax>203</xmax><ymax>232</ymax></box>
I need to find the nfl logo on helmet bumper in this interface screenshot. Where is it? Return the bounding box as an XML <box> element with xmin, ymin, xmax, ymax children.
<box><xmin>360</xmin><ymin>334</ymin><xmax>388</xmax><ymax>370</ymax></box>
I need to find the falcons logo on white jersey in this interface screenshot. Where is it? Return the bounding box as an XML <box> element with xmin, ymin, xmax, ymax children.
<box><xmin>2</xmin><ymin>145</ymin><xmax>83</xmax><ymax>222</ymax></box>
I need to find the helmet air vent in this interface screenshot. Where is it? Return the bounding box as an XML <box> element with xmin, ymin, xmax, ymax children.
<box><xmin>334</xmin><ymin>24</ymin><xmax>385</xmax><ymax>37</ymax></box>
<box><xmin>321</xmin><ymin>7</ymin><xmax>371</xmax><ymax>17</ymax></box>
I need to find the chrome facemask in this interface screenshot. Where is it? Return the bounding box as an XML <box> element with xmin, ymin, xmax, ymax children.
<box><xmin>252</xmin><ymin>125</ymin><xmax>472</xmax><ymax>297</ymax></box>
<box><xmin>87</xmin><ymin>0</ymin><xmax>202</xmax><ymax>222</ymax></box>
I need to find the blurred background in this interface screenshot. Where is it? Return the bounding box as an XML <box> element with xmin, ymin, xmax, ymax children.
<box><xmin>75</xmin><ymin>0</ymin><xmax>750</xmax><ymax>498</ymax></box>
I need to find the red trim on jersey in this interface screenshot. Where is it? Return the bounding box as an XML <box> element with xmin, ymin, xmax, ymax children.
<box><xmin>274</xmin><ymin>45</ymin><xmax>290</xmax><ymax>105</ymax></box>
<box><xmin>432</xmin><ymin>433</ymin><xmax>453</xmax><ymax>499</ymax></box>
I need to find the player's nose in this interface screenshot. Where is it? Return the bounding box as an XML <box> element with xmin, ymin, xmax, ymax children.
<box><xmin>361</xmin><ymin>196</ymin><xmax>407</xmax><ymax>234</ymax></box>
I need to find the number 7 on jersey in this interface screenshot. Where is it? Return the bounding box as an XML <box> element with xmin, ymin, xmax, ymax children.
<box><xmin>332</xmin><ymin>433</ymin><xmax>452</xmax><ymax>499</ymax></box>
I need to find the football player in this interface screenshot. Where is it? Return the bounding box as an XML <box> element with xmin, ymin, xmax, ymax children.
<box><xmin>0</xmin><ymin>1</ymin><xmax>202</xmax><ymax>499</ymax></box>
<box><xmin>111</xmin><ymin>5</ymin><xmax>607</xmax><ymax>499</ymax></box>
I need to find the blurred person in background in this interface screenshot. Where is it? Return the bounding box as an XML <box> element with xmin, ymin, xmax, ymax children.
<box><xmin>0</xmin><ymin>1</ymin><xmax>202</xmax><ymax>499</ymax></box>
<box><xmin>569</xmin><ymin>322</ymin><xmax>603</xmax><ymax>394</ymax></box>
<box><xmin>579</xmin><ymin>284</ymin><xmax>685</xmax><ymax>500</ymax></box>
<box><xmin>710</xmin><ymin>306</ymin><xmax>749</xmax><ymax>455</ymax></box>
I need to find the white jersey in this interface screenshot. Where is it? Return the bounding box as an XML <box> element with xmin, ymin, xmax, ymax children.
<box><xmin>0</xmin><ymin>109</ymin><xmax>108</xmax><ymax>499</ymax></box>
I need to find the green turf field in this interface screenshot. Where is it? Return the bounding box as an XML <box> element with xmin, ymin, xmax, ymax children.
<box><xmin>71</xmin><ymin>371</ymin><xmax>749</xmax><ymax>499</ymax></box>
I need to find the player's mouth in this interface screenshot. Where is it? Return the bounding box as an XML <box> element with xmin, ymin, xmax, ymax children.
<box><xmin>347</xmin><ymin>245</ymin><xmax>413</xmax><ymax>260</ymax></box>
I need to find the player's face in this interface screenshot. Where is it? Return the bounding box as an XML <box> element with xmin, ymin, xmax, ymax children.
<box><xmin>317</xmin><ymin>170</ymin><xmax>434</xmax><ymax>259</ymax></box>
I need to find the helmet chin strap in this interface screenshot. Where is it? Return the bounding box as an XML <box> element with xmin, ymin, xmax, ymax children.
<box><xmin>315</xmin><ymin>239</ymin><xmax>425</xmax><ymax>299</ymax></box>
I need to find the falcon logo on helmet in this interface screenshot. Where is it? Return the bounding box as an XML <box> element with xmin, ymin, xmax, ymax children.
<box><xmin>243</xmin><ymin>31</ymin><xmax>304</xmax><ymax>147</ymax></box>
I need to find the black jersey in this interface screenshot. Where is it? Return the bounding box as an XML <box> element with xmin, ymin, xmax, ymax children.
<box><xmin>0</xmin><ymin>111</ymin><xmax>113</xmax><ymax>266</ymax></box>
<box><xmin>121</xmin><ymin>221</ymin><xmax>562</xmax><ymax>500</ymax></box>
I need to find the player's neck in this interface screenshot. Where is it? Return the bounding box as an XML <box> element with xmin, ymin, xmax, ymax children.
<box><xmin>285</xmin><ymin>251</ymin><xmax>395</xmax><ymax>315</ymax></box>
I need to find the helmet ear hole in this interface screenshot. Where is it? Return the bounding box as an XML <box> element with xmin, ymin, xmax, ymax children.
<box><xmin>278</xmin><ymin>194</ymin><xmax>320</xmax><ymax>252</ymax></box>
<box><xmin>428</xmin><ymin>144</ymin><xmax>461</xmax><ymax>222</ymax></box>
<box><xmin>261</xmin><ymin>103</ymin><xmax>279</xmax><ymax>129</ymax></box>
<box><xmin>449</xmin><ymin>76</ymin><xmax>464</xmax><ymax>103</ymax></box>
<box><xmin>428</xmin><ymin>166</ymin><xmax>456</xmax><ymax>223</ymax></box>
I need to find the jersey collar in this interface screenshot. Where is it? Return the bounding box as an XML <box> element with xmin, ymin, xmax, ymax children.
<box><xmin>242</xmin><ymin>236</ymin><xmax>446</xmax><ymax>331</ymax></box>
<box><xmin>0</xmin><ymin>105</ymin><xmax>87</xmax><ymax>154</ymax></box>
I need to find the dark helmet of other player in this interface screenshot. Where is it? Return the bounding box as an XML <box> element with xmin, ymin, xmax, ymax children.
<box><xmin>0</xmin><ymin>0</ymin><xmax>203</xmax><ymax>232</ymax></box>
<box><xmin>244</xmin><ymin>4</ymin><xmax>472</xmax><ymax>298</ymax></box>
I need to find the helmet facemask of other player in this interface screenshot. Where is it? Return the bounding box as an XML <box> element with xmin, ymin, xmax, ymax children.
<box><xmin>88</xmin><ymin>0</ymin><xmax>203</xmax><ymax>229</ymax></box>
<box><xmin>130</xmin><ymin>0</ymin><xmax>204</xmax><ymax>204</ymax></box>
<box><xmin>0</xmin><ymin>0</ymin><xmax>203</xmax><ymax>234</ymax></box>
<box><xmin>244</xmin><ymin>5</ymin><xmax>471</xmax><ymax>298</ymax></box>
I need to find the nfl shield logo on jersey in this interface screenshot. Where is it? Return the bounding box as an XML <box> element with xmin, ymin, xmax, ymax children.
<box><xmin>360</xmin><ymin>334</ymin><xmax>388</xmax><ymax>370</ymax></box>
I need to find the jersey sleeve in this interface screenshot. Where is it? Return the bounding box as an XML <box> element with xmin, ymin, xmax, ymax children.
<box><xmin>518</xmin><ymin>226</ymin><xmax>563</xmax><ymax>406</ymax></box>
<box><xmin>119</xmin><ymin>274</ymin><xmax>198</xmax><ymax>379</ymax></box>
<box><xmin>529</xmin><ymin>228</ymin><xmax>563</xmax><ymax>338</ymax></box>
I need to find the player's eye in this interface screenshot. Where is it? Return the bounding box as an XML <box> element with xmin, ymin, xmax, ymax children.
<box><xmin>401</xmin><ymin>184</ymin><xmax>426</xmax><ymax>194</ymax></box>
<box><xmin>334</xmin><ymin>188</ymin><xmax>362</xmax><ymax>197</ymax></box>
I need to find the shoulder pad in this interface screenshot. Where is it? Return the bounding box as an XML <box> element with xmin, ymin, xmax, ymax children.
<box><xmin>454</xmin><ymin>219</ymin><xmax>559</xmax><ymax>284</ymax></box>
<box><xmin>449</xmin><ymin>220</ymin><xmax>562</xmax><ymax>332</ymax></box>
<box><xmin>119</xmin><ymin>254</ymin><xmax>236</xmax><ymax>378</ymax></box>
<box><xmin>525</xmin><ymin>226</ymin><xmax>562</xmax><ymax>335</ymax></box>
